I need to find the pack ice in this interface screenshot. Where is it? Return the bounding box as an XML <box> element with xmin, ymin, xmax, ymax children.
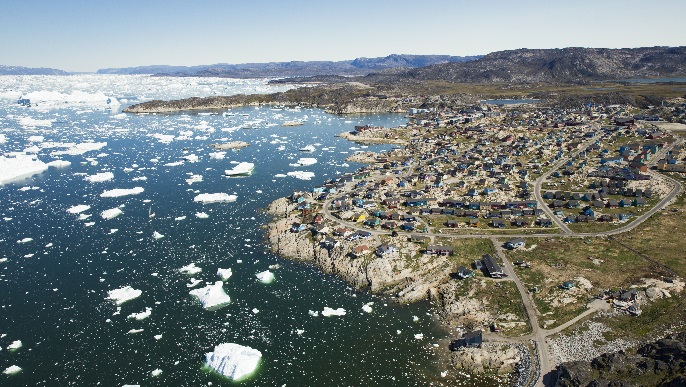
<box><xmin>205</xmin><ymin>343</ymin><xmax>262</xmax><ymax>381</ymax></box>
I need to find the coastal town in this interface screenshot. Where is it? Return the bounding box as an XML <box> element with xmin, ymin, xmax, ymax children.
<box><xmin>265</xmin><ymin>99</ymin><xmax>686</xmax><ymax>386</ymax></box>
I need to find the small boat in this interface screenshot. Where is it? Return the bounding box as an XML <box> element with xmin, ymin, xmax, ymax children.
<box><xmin>300</xmin><ymin>145</ymin><xmax>316</xmax><ymax>152</ymax></box>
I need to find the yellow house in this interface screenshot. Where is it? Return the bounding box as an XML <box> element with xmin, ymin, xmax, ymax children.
<box><xmin>356</xmin><ymin>214</ymin><xmax>367</xmax><ymax>223</ymax></box>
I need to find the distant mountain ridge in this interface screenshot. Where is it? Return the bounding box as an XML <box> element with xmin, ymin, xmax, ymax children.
<box><xmin>367</xmin><ymin>46</ymin><xmax>686</xmax><ymax>84</ymax></box>
<box><xmin>96</xmin><ymin>54</ymin><xmax>481</xmax><ymax>77</ymax></box>
<box><xmin>0</xmin><ymin>65</ymin><xmax>69</xmax><ymax>75</ymax></box>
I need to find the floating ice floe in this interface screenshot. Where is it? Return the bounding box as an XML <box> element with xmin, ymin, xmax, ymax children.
<box><xmin>286</xmin><ymin>171</ymin><xmax>315</xmax><ymax>180</ymax></box>
<box><xmin>183</xmin><ymin>154</ymin><xmax>199</xmax><ymax>163</ymax></box>
<box><xmin>186</xmin><ymin>174</ymin><xmax>203</xmax><ymax>185</ymax></box>
<box><xmin>0</xmin><ymin>154</ymin><xmax>48</xmax><ymax>184</ymax></box>
<box><xmin>189</xmin><ymin>281</ymin><xmax>231</xmax><ymax>309</ymax></box>
<box><xmin>164</xmin><ymin>161</ymin><xmax>184</xmax><ymax>167</ymax></box>
<box><xmin>187</xmin><ymin>278</ymin><xmax>202</xmax><ymax>288</ymax></box>
<box><xmin>3</xmin><ymin>365</ymin><xmax>21</xmax><ymax>375</ymax></box>
<box><xmin>209</xmin><ymin>152</ymin><xmax>226</xmax><ymax>160</ymax></box>
<box><xmin>101</xmin><ymin>208</ymin><xmax>123</xmax><ymax>220</ymax></box>
<box><xmin>152</xmin><ymin>231</ymin><xmax>164</xmax><ymax>240</ymax></box>
<box><xmin>17</xmin><ymin>238</ymin><xmax>33</xmax><ymax>244</ymax></box>
<box><xmin>127</xmin><ymin>307</ymin><xmax>152</xmax><ymax>320</ymax></box>
<box><xmin>52</xmin><ymin>142</ymin><xmax>107</xmax><ymax>156</ymax></box>
<box><xmin>217</xmin><ymin>268</ymin><xmax>233</xmax><ymax>280</ymax></box>
<box><xmin>149</xmin><ymin>133</ymin><xmax>175</xmax><ymax>144</ymax></box>
<box><xmin>127</xmin><ymin>329</ymin><xmax>144</xmax><ymax>334</ymax></box>
<box><xmin>174</xmin><ymin>215</ymin><xmax>187</xmax><ymax>221</ymax></box>
<box><xmin>84</xmin><ymin>171</ymin><xmax>114</xmax><ymax>183</ymax></box>
<box><xmin>18</xmin><ymin>116</ymin><xmax>52</xmax><ymax>127</ymax></box>
<box><xmin>100</xmin><ymin>187</ymin><xmax>144</xmax><ymax>198</ymax></box>
<box><xmin>414</xmin><ymin>333</ymin><xmax>424</xmax><ymax>340</ymax></box>
<box><xmin>195</xmin><ymin>212</ymin><xmax>209</xmax><ymax>219</ymax></box>
<box><xmin>151</xmin><ymin>369</ymin><xmax>163</xmax><ymax>377</ymax></box>
<box><xmin>28</xmin><ymin>135</ymin><xmax>45</xmax><ymax>142</ymax></box>
<box><xmin>0</xmin><ymin>134</ymin><xmax>6</xmax><ymax>144</ymax></box>
<box><xmin>255</xmin><ymin>270</ymin><xmax>275</xmax><ymax>284</ymax></box>
<box><xmin>47</xmin><ymin>160</ymin><xmax>71</xmax><ymax>168</ymax></box>
<box><xmin>7</xmin><ymin>340</ymin><xmax>22</xmax><ymax>351</ymax></box>
<box><xmin>225</xmin><ymin>162</ymin><xmax>254</xmax><ymax>177</ymax></box>
<box><xmin>107</xmin><ymin>286</ymin><xmax>142</xmax><ymax>305</ymax></box>
<box><xmin>178</xmin><ymin>263</ymin><xmax>202</xmax><ymax>275</ymax></box>
<box><xmin>362</xmin><ymin>302</ymin><xmax>374</xmax><ymax>313</ymax></box>
<box><xmin>205</xmin><ymin>343</ymin><xmax>262</xmax><ymax>381</ymax></box>
<box><xmin>321</xmin><ymin>307</ymin><xmax>346</xmax><ymax>317</ymax></box>
<box><xmin>194</xmin><ymin>193</ymin><xmax>237</xmax><ymax>204</ymax></box>
<box><xmin>290</xmin><ymin>158</ymin><xmax>317</xmax><ymax>167</ymax></box>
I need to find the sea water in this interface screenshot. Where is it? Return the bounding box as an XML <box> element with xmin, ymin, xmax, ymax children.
<box><xmin>0</xmin><ymin>75</ymin><xmax>497</xmax><ymax>386</ymax></box>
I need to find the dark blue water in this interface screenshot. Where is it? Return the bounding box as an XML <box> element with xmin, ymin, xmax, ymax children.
<box><xmin>0</xmin><ymin>79</ymin><xmax>508</xmax><ymax>386</ymax></box>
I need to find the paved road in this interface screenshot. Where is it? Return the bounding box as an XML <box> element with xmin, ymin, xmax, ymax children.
<box><xmin>314</xmin><ymin>133</ymin><xmax>684</xmax><ymax>387</ymax></box>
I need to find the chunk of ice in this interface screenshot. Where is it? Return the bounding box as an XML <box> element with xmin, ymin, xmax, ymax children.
<box><xmin>67</xmin><ymin>204</ymin><xmax>90</xmax><ymax>214</ymax></box>
<box><xmin>217</xmin><ymin>268</ymin><xmax>233</xmax><ymax>280</ymax></box>
<box><xmin>255</xmin><ymin>270</ymin><xmax>274</xmax><ymax>284</ymax></box>
<box><xmin>321</xmin><ymin>307</ymin><xmax>346</xmax><ymax>317</ymax></box>
<box><xmin>100</xmin><ymin>187</ymin><xmax>144</xmax><ymax>198</ymax></box>
<box><xmin>84</xmin><ymin>172</ymin><xmax>114</xmax><ymax>183</ymax></box>
<box><xmin>107</xmin><ymin>286</ymin><xmax>142</xmax><ymax>305</ymax></box>
<box><xmin>101</xmin><ymin>208</ymin><xmax>123</xmax><ymax>220</ymax></box>
<box><xmin>127</xmin><ymin>307</ymin><xmax>152</xmax><ymax>320</ymax></box>
<box><xmin>7</xmin><ymin>340</ymin><xmax>22</xmax><ymax>350</ymax></box>
<box><xmin>205</xmin><ymin>343</ymin><xmax>261</xmax><ymax>381</ymax></box>
<box><xmin>3</xmin><ymin>365</ymin><xmax>21</xmax><ymax>375</ymax></box>
<box><xmin>178</xmin><ymin>263</ymin><xmax>202</xmax><ymax>275</ymax></box>
<box><xmin>286</xmin><ymin>171</ymin><xmax>315</xmax><ymax>180</ymax></box>
<box><xmin>152</xmin><ymin>231</ymin><xmax>164</xmax><ymax>239</ymax></box>
<box><xmin>195</xmin><ymin>212</ymin><xmax>209</xmax><ymax>219</ymax></box>
<box><xmin>194</xmin><ymin>193</ymin><xmax>237</xmax><ymax>204</ymax></box>
<box><xmin>189</xmin><ymin>281</ymin><xmax>231</xmax><ymax>309</ymax></box>
<box><xmin>151</xmin><ymin>369</ymin><xmax>163</xmax><ymax>377</ymax></box>
<box><xmin>0</xmin><ymin>154</ymin><xmax>48</xmax><ymax>184</ymax></box>
<box><xmin>17</xmin><ymin>238</ymin><xmax>33</xmax><ymax>244</ymax></box>
<box><xmin>362</xmin><ymin>302</ymin><xmax>374</xmax><ymax>313</ymax></box>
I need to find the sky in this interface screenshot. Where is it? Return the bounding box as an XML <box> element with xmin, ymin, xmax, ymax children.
<box><xmin>2</xmin><ymin>0</ymin><xmax>685</xmax><ymax>72</ymax></box>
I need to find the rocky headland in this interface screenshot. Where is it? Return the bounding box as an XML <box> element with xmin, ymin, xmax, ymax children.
<box><xmin>555</xmin><ymin>332</ymin><xmax>686</xmax><ymax>386</ymax></box>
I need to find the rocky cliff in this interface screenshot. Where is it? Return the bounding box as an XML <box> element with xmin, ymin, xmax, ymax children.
<box><xmin>555</xmin><ymin>332</ymin><xmax>686</xmax><ymax>386</ymax></box>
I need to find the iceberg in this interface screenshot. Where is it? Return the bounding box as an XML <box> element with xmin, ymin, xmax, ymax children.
<box><xmin>189</xmin><ymin>281</ymin><xmax>231</xmax><ymax>309</ymax></box>
<box><xmin>47</xmin><ymin>160</ymin><xmax>71</xmax><ymax>168</ymax></box>
<box><xmin>107</xmin><ymin>286</ymin><xmax>142</xmax><ymax>305</ymax></box>
<box><xmin>185</xmin><ymin>174</ymin><xmax>203</xmax><ymax>185</ymax></box>
<box><xmin>84</xmin><ymin>171</ymin><xmax>114</xmax><ymax>183</ymax></box>
<box><xmin>217</xmin><ymin>268</ymin><xmax>233</xmax><ymax>280</ymax></box>
<box><xmin>225</xmin><ymin>162</ymin><xmax>254</xmax><ymax>177</ymax></box>
<box><xmin>100</xmin><ymin>187</ymin><xmax>144</xmax><ymax>198</ymax></box>
<box><xmin>151</xmin><ymin>369</ymin><xmax>163</xmax><ymax>377</ymax></box>
<box><xmin>0</xmin><ymin>154</ymin><xmax>48</xmax><ymax>184</ymax></box>
<box><xmin>52</xmin><ymin>142</ymin><xmax>107</xmax><ymax>156</ymax></box>
<box><xmin>321</xmin><ymin>307</ymin><xmax>346</xmax><ymax>317</ymax></box>
<box><xmin>18</xmin><ymin>116</ymin><xmax>52</xmax><ymax>127</ymax></box>
<box><xmin>287</xmin><ymin>171</ymin><xmax>315</xmax><ymax>180</ymax></box>
<box><xmin>195</xmin><ymin>212</ymin><xmax>209</xmax><ymax>219</ymax></box>
<box><xmin>127</xmin><ymin>307</ymin><xmax>152</xmax><ymax>320</ymax></box>
<box><xmin>178</xmin><ymin>263</ymin><xmax>202</xmax><ymax>275</ymax></box>
<box><xmin>3</xmin><ymin>365</ymin><xmax>22</xmax><ymax>375</ymax></box>
<box><xmin>152</xmin><ymin>231</ymin><xmax>164</xmax><ymax>239</ymax></box>
<box><xmin>205</xmin><ymin>343</ymin><xmax>261</xmax><ymax>381</ymax></box>
<box><xmin>101</xmin><ymin>208</ymin><xmax>123</xmax><ymax>220</ymax></box>
<box><xmin>362</xmin><ymin>302</ymin><xmax>374</xmax><ymax>313</ymax></box>
<box><xmin>299</xmin><ymin>144</ymin><xmax>316</xmax><ymax>152</ymax></box>
<box><xmin>255</xmin><ymin>270</ymin><xmax>275</xmax><ymax>284</ymax></box>
<box><xmin>194</xmin><ymin>193</ymin><xmax>237</xmax><ymax>204</ymax></box>
<box><xmin>290</xmin><ymin>158</ymin><xmax>317</xmax><ymax>166</ymax></box>
<box><xmin>7</xmin><ymin>340</ymin><xmax>22</xmax><ymax>351</ymax></box>
<box><xmin>17</xmin><ymin>238</ymin><xmax>33</xmax><ymax>244</ymax></box>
